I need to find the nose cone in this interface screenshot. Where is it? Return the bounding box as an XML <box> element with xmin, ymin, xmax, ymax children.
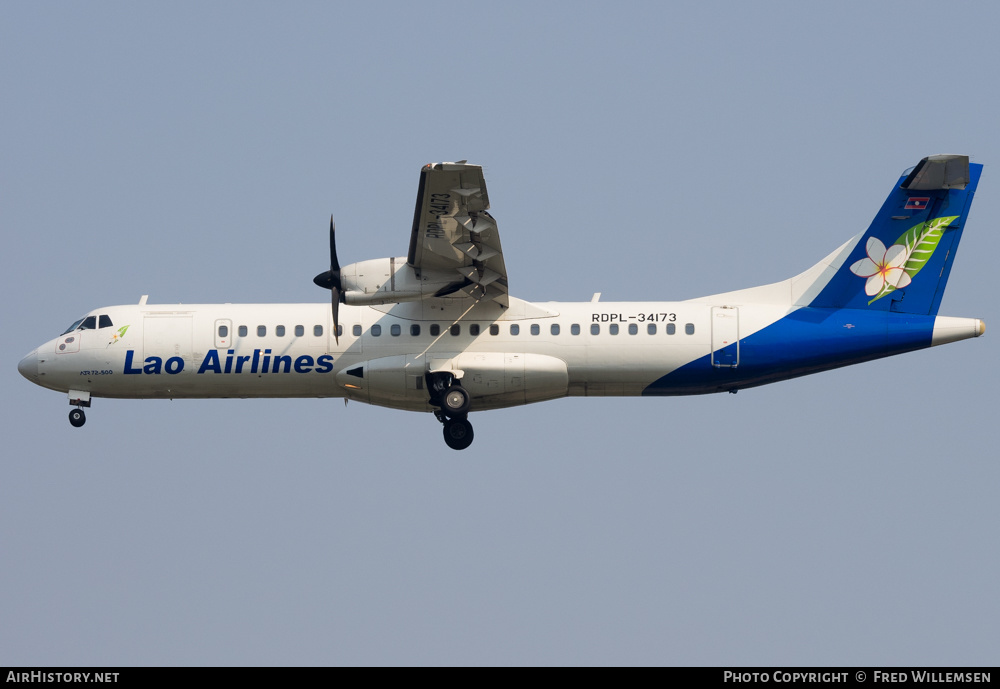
<box><xmin>18</xmin><ymin>350</ymin><xmax>38</xmax><ymax>382</ymax></box>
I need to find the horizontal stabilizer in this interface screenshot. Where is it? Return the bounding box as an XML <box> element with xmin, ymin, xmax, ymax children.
<box><xmin>902</xmin><ymin>154</ymin><xmax>970</xmax><ymax>190</ymax></box>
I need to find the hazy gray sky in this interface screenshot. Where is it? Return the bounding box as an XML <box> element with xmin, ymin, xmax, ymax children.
<box><xmin>2</xmin><ymin>1</ymin><xmax>997</xmax><ymax>665</ymax></box>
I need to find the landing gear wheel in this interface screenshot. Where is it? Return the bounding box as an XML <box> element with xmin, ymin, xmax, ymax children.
<box><xmin>441</xmin><ymin>385</ymin><xmax>471</xmax><ymax>416</ymax></box>
<box><xmin>69</xmin><ymin>408</ymin><xmax>86</xmax><ymax>428</ymax></box>
<box><xmin>442</xmin><ymin>417</ymin><xmax>474</xmax><ymax>450</ymax></box>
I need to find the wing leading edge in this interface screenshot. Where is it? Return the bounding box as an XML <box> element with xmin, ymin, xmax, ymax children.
<box><xmin>407</xmin><ymin>162</ymin><xmax>509</xmax><ymax>307</ymax></box>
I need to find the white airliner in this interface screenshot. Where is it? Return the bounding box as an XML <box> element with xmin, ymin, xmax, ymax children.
<box><xmin>18</xmin><ymin>156</ymin><xmax>985</xmax><ymax>449</ymax></box>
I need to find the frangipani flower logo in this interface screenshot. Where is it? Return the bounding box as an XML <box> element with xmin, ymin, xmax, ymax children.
<box><xmin>850</xmin><ymin>238</ymin><xmax>911</xmax><ymax>297</ymax></box>
<box><xmin>107</xmin><ymin>325</ymin><xmax>129</xmax><ymax>346</ymax></box>
<box><xmin>849</xmin><ymin>216</ymin><xmax>957</xmax><ymax>304</ymax></box>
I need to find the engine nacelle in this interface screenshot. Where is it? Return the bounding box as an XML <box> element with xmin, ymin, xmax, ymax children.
<box><xmin>335</xmin><ymin>352</ymin><xmax>569</xmax><ymax>411</ymax></box>
<box><xmin>341</xmin><ymin>257</ymin><xmax>458</xmax><ymax>305</ymax></box>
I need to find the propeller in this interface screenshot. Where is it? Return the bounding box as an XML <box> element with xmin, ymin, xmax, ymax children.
<box><xmin>313</xmin><ymin>216</ymin><xmax>343</xmax><ymax>344</ymax></box>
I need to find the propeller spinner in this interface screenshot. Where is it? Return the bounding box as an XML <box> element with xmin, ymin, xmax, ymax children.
<box><xmin>313</xmin><ymin>216</ymin><xmax>343</xmax><ymax>344</ymax></box>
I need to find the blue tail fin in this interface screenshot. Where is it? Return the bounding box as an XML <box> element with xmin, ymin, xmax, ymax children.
<box><xmin>808</xmin><ymin>155</ymin><xmax>981</xmax><ymax>315</ymax></box>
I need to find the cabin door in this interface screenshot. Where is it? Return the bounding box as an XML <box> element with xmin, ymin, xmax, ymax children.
<box><xmin>711</xmin><ymin>306</ymin><xmax>739</xmax><ymax>368</ymax></box>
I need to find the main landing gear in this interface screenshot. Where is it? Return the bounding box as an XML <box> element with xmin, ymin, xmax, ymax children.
<box><xmin>69</xmin><ymin>408</ymin><xmax>86</xmax><ymax>427</ymax></box>
<box><xmin>438</xmin><ymin>412</ymin><xmax>474</xmax><ymax>451</ymax></box>
<box><xmin>428</xmin><ymin>373</ymin><xmax>474</xmax><ymax>450</ymax></box>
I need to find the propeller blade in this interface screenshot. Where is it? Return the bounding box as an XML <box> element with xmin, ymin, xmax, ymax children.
<box><xmin>329</xmin><ymin>216</ymin><xmax>340</xmax><ymax>272</ymax></box>
<box><xmin>332</xmin><ymin>287</ymin><xmax>341</xmax><ymax>345</ymax></box>
<box><xmin>313</xmin><ymin>215</ymin><xmax>344</xmax><ymax>344</ymax></box>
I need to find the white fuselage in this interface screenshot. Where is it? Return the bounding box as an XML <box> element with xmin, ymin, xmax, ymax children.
<box><xmin>25</xmin><ymin>296</ymin><xmax>770</xmax><ymax>411</ymax></box>
<box><xmin>21</xmin><ymin>294</ymin><xmax>983</xmax><ymax>415</ymax></box>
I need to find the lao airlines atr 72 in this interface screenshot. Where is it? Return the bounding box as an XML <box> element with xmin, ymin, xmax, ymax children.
<box><xmin>18</xmin><ymin>156</ymin><xmax>985</xmax><ymax>449</ymax></box>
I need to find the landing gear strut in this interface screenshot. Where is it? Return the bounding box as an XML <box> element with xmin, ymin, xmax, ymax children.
<box><xmin>428</xmin><ymin>373</ymin><xmax>475</xmax><ymax>450</ymax></box>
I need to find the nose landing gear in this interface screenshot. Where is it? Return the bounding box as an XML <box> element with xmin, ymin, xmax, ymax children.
<box><xmin>67</xmin><ymin>390</ymin><xmax>91</xmax><ymax>428</ymax></box>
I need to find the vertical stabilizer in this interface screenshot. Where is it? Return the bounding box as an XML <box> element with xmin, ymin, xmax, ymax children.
<box><xmin>807</xmin><ymin>155</ymin><xmax>980</xmax><ymax>315</ymax></box>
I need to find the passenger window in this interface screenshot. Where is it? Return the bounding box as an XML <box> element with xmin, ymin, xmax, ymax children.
<box><xmin>450</xmin><ymin>324</ymin><xmax>460</xmax><ymax>336</ymax></box>
<box><xmin>628</xmin><ymin>324</ymin><xmax>638</xmax><ymax>335</ymax></box>
<box><xmin>371</xmin><ymin>325</ymin><xmax>381</xmax><ymax>336</ymax></box>
<box><xmin>551</xmin><ymin>324</ymin><xmax>560</xmax><ymax>335</ymax></box>
<box><xmin>591</xmin><ymin>324</ymin><xmax>600</xmax><ymax>335</ymax></box>
<box><xmin>510</xmin><ymin>324</ymin><xmax>520</xmax><ymax>335</ymax></box>
<box><xmin>257</xmin><ymin>325</ymin><xmax>267</xmax><ymax>337</ymax></box>
<box><xmin>239</xmin><ymin>325</ymin><xmax>248</xmax><ymax>337</ymax></box>
<box><xmin>337</xmin><ymin>325</ymin><xmax>343</xmax><ymax>338</ymax></box>
<box><xmin>390</xmin><ymin>324</ymin><xmax>401</xmax><ymax>336</ymax></box>
<box><xmin>80</xmin><ymin>316</ymin><xmax>97</xmax><ymax>330</ymax></box>
<box><xmin>530</xmin><ymin>324</ymin><xmax>540</xmax><ymax>335</ymax></box>
<box><xmin>276</xmin><ymin>325</ymin><xmax>285</xmax><ymax>337</ymax></box>
<box><xmin>218</xmin><ymin>325</ymin><xmax>229</xmax><ymax>338</ymax></box>
<box><xmin>470</xmin><ymin>324</ymin><xmax>480</xmax><ymax>336</ymax></box>
<box><xmin>410</xmin><ymin>324</ymin><xmax>420</xmax><ymax>336</ymax></box>
<box><xmin>685</xmin><ymin>323</ymin><xmax>695</xmax><ymax>335</ymax></box>
<box><xmin>610</xmin><ymin>324</ymin><xmax>619</xmax><ymax>335</ymax></box>
<box><xmin>314</xmin><ymin>325</ymin><xmax>323</xmax><ymax>336</ymax></box>
<box><xmin>571</xmin><ymin>324</ymin><xmax>580</xmax><ymax>335</ymax></box>
<box><xmin>99</xmin><ymin>315</ymin><xmax>113</xmax><ymax>329</ymax></box>
<box><xmin>430</xmin><ymin>324</ymin><xmax>440</xmax><ymax>336</ymax></box>
<box><xmin>647</xmin><ymin>323</ymin><xmax>656</xmax><ymax>335</ymax></box>
<box><xmin>490</xmin><ymin>324</ymin><xmax>499</xmax><ymax>336</ymax></box>
<box><xmin>295</xmin><ymin>325</ymin><xmax>305</xmax><ymax>337</ymax></box>
<box><xmin>353</xmin><ymin>325</ymin><xmax>362</xmax><ymax>337</ymax></box>
<box><xmin>666</xmin><ymin>323</ymin><xmax>676</xmax><ymax>335</ymax></box>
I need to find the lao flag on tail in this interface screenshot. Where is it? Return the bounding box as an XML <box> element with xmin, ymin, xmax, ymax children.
<box><xmin>905</xmin><ymin>197</ymin><xmax>930</xmax><ymax>210</ymax></box>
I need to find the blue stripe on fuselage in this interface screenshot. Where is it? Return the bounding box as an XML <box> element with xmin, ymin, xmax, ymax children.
<box><xmin>642</xmin><ymin>307</ymin><xmax>937</xmax><ymax>395</ymax></box>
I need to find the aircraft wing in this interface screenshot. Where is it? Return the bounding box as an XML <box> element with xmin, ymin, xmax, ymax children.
<box><xmin>407</xmin><ymin>162</ymin><xmax>509</xmax><ymax>307</ymax></box>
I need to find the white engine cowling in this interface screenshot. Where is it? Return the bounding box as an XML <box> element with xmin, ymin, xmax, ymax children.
<box><xmin>340</xmin><ymin>257</ymin><xmax>459</xmax><ymax>305</ymax></box>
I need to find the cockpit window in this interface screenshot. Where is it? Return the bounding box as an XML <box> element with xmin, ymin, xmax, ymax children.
<box><xmin>61</xmin><ymin>314</ymin><xmax>110</xmax><ymax>334</ymax></box>
<box><xmin>61</xmin><ymin>318</ymin><xmax>85</xmax><ymax>335</ymax></box>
